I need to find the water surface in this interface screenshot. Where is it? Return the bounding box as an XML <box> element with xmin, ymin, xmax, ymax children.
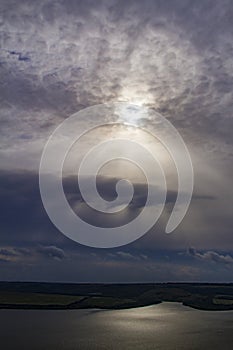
<box><xmin>1</xmin><ymin>302</ymin><xmax>232</xmax><ymax>349</ymax></box>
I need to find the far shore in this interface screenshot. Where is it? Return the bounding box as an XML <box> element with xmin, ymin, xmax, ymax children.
<box><xmin>0</xmin><ymin>282</ymin><xmax>233</xmax><ymax>311</ymax></box>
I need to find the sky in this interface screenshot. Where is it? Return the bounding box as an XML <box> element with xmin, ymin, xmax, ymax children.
<box><xmin>0</xmin><ymin>0</ymin><xmax>233</xmax><ymax>282</ymax></box>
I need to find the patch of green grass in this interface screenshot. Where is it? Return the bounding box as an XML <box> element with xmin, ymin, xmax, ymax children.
<box><xmin>213</xmin><ymin>298</ymin><xmax>233</xmax><ymax>305</ymax></box>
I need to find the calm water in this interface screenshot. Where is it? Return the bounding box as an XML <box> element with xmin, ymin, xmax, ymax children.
<box><xmin>0</xmin><ymin>302</ymin><xmax>233</xmax><ymax>350</ymax></box>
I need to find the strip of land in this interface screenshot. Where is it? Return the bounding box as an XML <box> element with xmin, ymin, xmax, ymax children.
<box><xmin>0</xmin><ymin>282</ymin><xmax>233</xmax><ymax>311</ymax></box>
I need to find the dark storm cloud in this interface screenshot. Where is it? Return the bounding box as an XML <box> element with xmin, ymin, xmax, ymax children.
<box><xmin>0</xmin><ymin>169</ymin><xmax>163</xmax><ymax>242</ymax></box>
<box><xmin>64</xmin><ymin>174</ymin><xmax>213</xmax><ymax>208</ymax></box>
<box><xmin>0</xmin><ymin>169</ymin><xmax>213</xmax><ymax>245</ymax></box>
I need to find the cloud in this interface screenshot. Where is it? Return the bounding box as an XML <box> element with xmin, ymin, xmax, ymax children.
<box><xmin>116</xmin><ymin>251</ymin><xmax>138</xmax><ymax>260</ymax></box>
<box><xmin>37</xmin><ymin>245</ymin><xmax>66</xmax><ymax>260</ymax></box>
<box><xmin>0</xmin><ymin>0</ymin><xmax>233</xmax><ymax>282</ymax></box>
<box><xmin>188</xmin><ymin>247</ymin><xmax>233</xmax><ymax>265</ymax></box>
<box><xmin>0</xmin><ymin>169</ymin><xmax>214</xmax><ymax>246</ymax></box>
<box><xmin>0</xmin><ymin>249</ymin><xmax>18</xmax><ymax>257</ymax></box>
<box><xmin>0</xmin><ymin>247</ymin><xmax>32</xmax><ymax>263</ymax></box>
<box><xmin>113</xmin><ymin>251</ymin><xmax>149</xmax><ymax>261</ymax></box>
<box><xmin>0</xmin><ymin>0</ymin><xmax>233</xmax><ymax>167</ymax></box>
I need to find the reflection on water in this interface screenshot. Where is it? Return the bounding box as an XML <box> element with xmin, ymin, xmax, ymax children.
<box><xmin>1</xmin><ymin>302</ymin><xmax>233</xmax><ymax>349</ymax></box>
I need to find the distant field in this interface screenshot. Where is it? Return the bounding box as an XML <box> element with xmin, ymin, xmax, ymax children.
<box><xmin>0</xmin><ymin>282</ymin><xmax>233</xmax><ymax>310</ymax></box>
<box><xmin>0</xmin><ymin>292</ymin><xmax>83</xmax><ymax>305</ymax></box>
<box><xmin>79</xmin><ymin>296</ymin><xmax>137</xmax><ymax>308</ymax></box>
<box><xmin>213</xmin><ymin>297</ymin><xmax>233</xmax><ymax>305</ymax></box>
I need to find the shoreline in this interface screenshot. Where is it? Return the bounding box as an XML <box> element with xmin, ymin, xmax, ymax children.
<box><xmin>0</xmin><ymin>282</ymin><xmax>232</xmax><ymax>312</ymax></box>
<box><xmin>0</xmin><ymin>300</ymin><xmax>233</xmax><ymax>312</ymax></box>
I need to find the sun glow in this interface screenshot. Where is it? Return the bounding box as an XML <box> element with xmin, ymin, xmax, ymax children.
<box><xmin>117</xmin><ymin>86</ymin><xmax>155</xmax><ymax>108</ymax></box>
<box><xmin>115</xmin><ymin>102</ymin><xmax>149</xmax><ymax>126</ymax></box>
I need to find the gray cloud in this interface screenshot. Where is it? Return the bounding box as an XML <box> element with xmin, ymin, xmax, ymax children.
<box><xmin>115</xmin><ymin>251</ymin><xmax>140</xmax><ymax>260</ymax></box>
<box><xmin>0</xmin><ymin>246</ymin><xmax>32</xmax><ymax>263</ymax></box>
<box><xmin>0</xmin><ymin>0</ymin><xmax>233</xmax><ymax>281</ymax></box>
<box><xmin>0</xmin><ymin>249</ymin><xmax>18</xmax><ymax>257</ymax></box>
<box><xmin>0</xmin><ymin>169</ymin><xmax>213</xmax><ymax>244</ymax></box>
<box><xmin>37</xmin><ymin>245</ymin><xmax>66</xmax><ymax>260</ymax></box>
<box><xmin>0</xmin><ymin>0</ymin><xmax>233</xmax><ymax>163</ymax></box>
<box><xmin>188</xmin><ymin>247</ymin><xmax>233</xmax><ymax>265</ymax></box>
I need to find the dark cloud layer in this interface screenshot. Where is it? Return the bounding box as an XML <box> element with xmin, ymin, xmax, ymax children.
<box><xmin>0</xmin><ymin>169</ymin><xmax>215</xmax><ymax>245</ymax></box>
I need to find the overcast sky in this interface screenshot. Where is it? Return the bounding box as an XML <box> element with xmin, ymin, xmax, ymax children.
<box><xmin>0</xmin><ymin>0</ymin><xmax>233</xmax><ymax>282</ymax></box>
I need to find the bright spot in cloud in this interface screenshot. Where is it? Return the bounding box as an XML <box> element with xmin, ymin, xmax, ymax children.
<box><xmin>115</xmin><ymin>103</ymin><xmax>149</xmax><ymax>126</ymax></box>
